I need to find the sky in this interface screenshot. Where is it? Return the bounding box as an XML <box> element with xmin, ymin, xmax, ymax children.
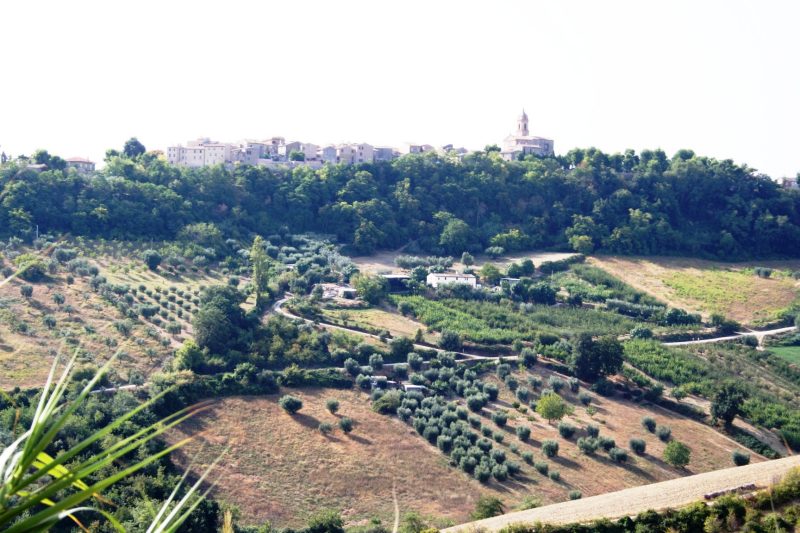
<box><xmin>1</xmin><ymin>0</ymin><xmax>798</xmax><ymax>178</ymax></box>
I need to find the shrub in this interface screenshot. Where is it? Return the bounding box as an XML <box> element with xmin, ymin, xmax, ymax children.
<box><xmin>534</xmin><ymin>461</ymin><xmax>549</xmax><ymax>475</ymax></box>
<box><xmin>474</xmin><ymin>464</ymin><xmax>492</xmax><ymax>483</ymax></box>
<box><xmin>541</xmin><ymin>439</ymin><xmax>559</xmax><ymax>458</ymax></box>
<box><xmin>339</xmin><ymin>417</ymin><xmax>354</xmax><ymax>434</ymax></box>
<box><xmin>344</xmin><ymin>358</ymin><xmax>360</xmax><ymax>376</ymax></box>
<box><xmin>732</xmin><ymin>450</ymin><xmax>751</xmax><ymax>466</ymax></box>
<box><xmin>20</xmin><ymin>284</ymin><xmax>33</xmax><ymax>298</ymax></box>
<box><xmin>505</xmin><ymin>375</ymin><xmax>518</xmax><ymax>391</ymax></box>
<box><xmin>492</xmin><ymin>410</ymin><xmax>508</xmax><ymax>427</ymax></box>
<box><xmin>493</xmin><ymin>431</ymin><xmax>505</xmax><ymax>444</ymax></box>
<box><xmin>630</xmin><ymin>438</ymin><xmax>646</xmax><ymax>455</ymax></box>
<box><xmin>548</xmin><ymin>376</ymin><xmax>565</xmax><ymax>393</ymax></box>
<box><xmin>557</xmin><ymin>422</ymin><xmax>576</xmax><ymax>439</ymax></box>
<box><xmin>522</xmin><ymin>451</ymin><xmax>534</xmax><ymax>464</ymax></box>
<box><xmin>467</xmin><ymin>395</ymin><xmax>486</xmax><ymax>412</ymax></box>
<box><xmin>470</xmin><ymin>496</ymin><xmax>505</xmax><ymax>520</ymax></box>
<box><xmin>642</xmin><ymin>416</ymin><xmax>657</xmax><ymax>432</ymax></box>
<box><xmin>528</xmin><ymin>375</ymin><xmax>542</xmax><ymax>389</ymax></box>
<box><xmin>586</xmin><ymin>424</ymin><xmax>600</xmax><ymax>438</ymax></box>
<box><xmin>279</xmin><ymin>395</ymin><xmax>303</xmax><ymax>414</ymax></box>
<box><xmin>490</xmin><ymin>449</ymin><xmax>506</xmax><ymax>464</ymax></box>
<box><xmin>521</xmin><ymin>347</ymin><xmax>537</xmax><ymax>367</ymax></box>
<box><xmin>141</xmin><ymin>249</ymin><xmax>162</xmax><ymax>270</ymax></box>
<box><xmin>468</xmin><ymin>415</ymin><xmax>482</xmax><ymax>428</ymax></box>
<box><xmin>577</xmin><ymin>437</ymin><xmax>598</xmax><ymax>455</ymax></box>
<box><xmin>578</xmin><ymin>391</ymin><xmax>593</xmax><ymax>406</ymax></box>
<box><xmin>506</xmin><ymin>461</ymin><xmax>521</xmax><ymax>476</ymax></box>
<box><xmin>496</xmin><ymin>363</ymin><xmax>512</xmax><ymax>379</ymax></box>
<box><xmin>609</xmin><ymin>447</ymin><xmax>628</xmax><ymax>463</ymax></box>
<box><xmin>318</xmin><ymin>422</ymin><xmax>333</xmax><ymax>434</ymax></box>
<box><xmin>549</xmin><ymin>470</ymin><xmax>561</xmax><ymax>482</ymax></box>
<box><xmin>407</xmin><ymin>352</ymin><xmax>423</xmax><ymax>370</ymax></box>
<box><xmin>481</xmin><ymin>426</ymin><xmax>492</xmax><ymax>437</ymax></box>
<box><xmin>516</xmin><ymin>426</ymin><xmax>531</xmax><ymax>442</ymax></box>
<box><xmin>598</xmin><ymin>436</ymin><xmax>616</xmax><ymax>451</ymax></box>
<box><xmin>568</xmin><ymin>377</ymin><xmax>580</xmax><ymax>393</ymax></box>
<box><xmin>591</xmin><ymin>377</ymin><xmax>616</xmax><ymax>397</ymax></box>
<box><xmin>368</xmin><ymin>353</ymin><xmax>384</xmax><ymax>370</ymax></box>
<box><xmin>568</xmin><ymin>490</ymin><xmax>582</xmax><ymax>500</ymax></box>
<box><xmin>516</xmin><ymin>387</ymin><xmax>530</xmax><ymax>403</ymax></box>
<box><xmin>477</xmin><ymin>438</ymin><xmax>493</xmax><ymax>452</ymax></box>
<box><xmin>656</xmin><ymin>425</ymin><xmax>672</xmax><ymax>442</ymax></box>
<box><xmin>663</xmin><ymin>440</ymin><xmax>691</xmax><ymax>468</ymax></box>
<box><xmin>484</xmin><ymin>383</ymin><xmax>499</xmax><ymax>401</ymax></box>
<box><xmin>437</xmin><ymin>435</ymin><xmax>453</xmax><ymax>453</ymax></box>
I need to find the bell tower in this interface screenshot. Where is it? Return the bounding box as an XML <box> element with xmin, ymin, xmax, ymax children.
<box><xmin>517</xmin><ymin>109</ymin><xmax>529</xmax><ymax>136</ymax></box>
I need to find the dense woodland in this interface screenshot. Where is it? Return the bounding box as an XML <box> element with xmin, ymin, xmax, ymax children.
<box><xmin>2</xmin><ymin>143</ymin><xmax>800</xmax><ymax>258</ymax></box>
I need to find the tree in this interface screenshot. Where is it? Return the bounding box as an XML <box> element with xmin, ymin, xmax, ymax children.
<box><xmin>710</xmin><ymin>381</ymin><xmax>747</xmax><ymax>427</ymax></box>
<box><xmin>570</xmin><ymin>334</ymin><xmax>623</xmax><ymax>382</ymax></box>
<box><xmin>352</xmin><ymin>273</ymin><xmax>388</xmax><ymax>304</ymax></box>
<box><xmin>141</xmin><ymin>249</ymin><xmax>162</xmax><ymax>270</ymax></box>
<box><xmin>390</xmin><ymin>337</ymin><xmax>413</xmax><ymax>359</ymax></box>
<box><xmin>288</xmin><ymin>150</ymin><xmax>305</xmax><ymax>161</ymax></box>
<box><xmin>461</xmin><ymin>252</ymin><xmax>474</xmax><ymax>267</ymax></box>
<box><xmin>326</xmin><ymin>399</ymin><xmax>340</xmax><ymax>414</ymax></box>
<box><xmin>439</xmin><ymin>217</ymin><xmax>471</xmax><ymax>254</ymax></box>
<box><xmin>123</xmin><ymin>137</ymin><xmax>146</xmax><ymax>158</ymax></box>
<box><xmin>470</xmin><ymin>496</ymin><xmax>505</xmax><ymax>520</ymax></box>
<box><xmin>279</xmin><ymin>395</ymin><xmax>303</xmax><ymax>414</ymax></box>
<box><xmin>251</xmin><ymin>235</ymin><xmax>271</xmax><ymax>308</ymax></box>
<box><xmin>663</xmin><ymin>440</ymin><xmax>691</xmax><ymax>468</ymax></box>
<box><xmin>480</xmin><ymin>263</ymin><xmax>501</xmax><ymax>285</ymax></box>
<box><xmin>339</xmin><ymin>417</ymin><xmax>354</xmax><ymax>433</ymax></box>
<box><xmin>52</xmin><ymin>293</ymin><xmax>65</xmax><ymax>306</ymax></box>
<box><xmin>305</xmin><ymin>510</ymin><xmax>344</xmax><ymax>533</ymax></box>
<box><xmin>20</xmin><ymin>284</ymin><xmax>33</xmax><ymax>298</ymax></box>
<box><xmin>535</xmin><ymin>393</ymin><xmax>568</xmax><ymax>423</ymax></box>
<box><xmin>439</xmin><ymin>330</ymin><xmax>462</xmax><ymax>351</ymax></box>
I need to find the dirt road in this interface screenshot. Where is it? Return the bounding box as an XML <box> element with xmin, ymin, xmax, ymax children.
<box><xmin>443</xmin><ymin>455</ymin><xmax>800</xmax><ymax>532</ymax></box>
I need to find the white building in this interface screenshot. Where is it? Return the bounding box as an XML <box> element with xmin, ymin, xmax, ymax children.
<box><xmin>373</xmin><ymin>146</ymin><xmax>397</xmax><ymax>162</ymax></box>
<box><xmin>779</xmin><ymin>176</ymin><xmax>799</xmax><ymax>190</ymax></box>
<box><xmin>501</xmin><ymin>110</ymin><xmax>554</xmax><ymax>161</ymax></box>
<box><xmin>65</xmin><ymin>157</ymin><xmax>95</xmax><ymax>174</ymax></box>
<box><xmin>167</xmin><ymin>138</ymin><xmax>234</xmax><ymax>167</ymax></box>
<box><xmin>426</xmin><ymin>272</ymin><xmax>477</xmax><ymax>288</ymax></box>
<box><xmin>354</xmin><ymin>143</ymin><xmax>374</xmax><ymax>164</ymax></box>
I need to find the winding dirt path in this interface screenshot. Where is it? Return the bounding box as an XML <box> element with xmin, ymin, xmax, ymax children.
<box><xmin>443</xmin><ymin>455</ymin><xmax>800</xmax><ymax>532</ymax></box>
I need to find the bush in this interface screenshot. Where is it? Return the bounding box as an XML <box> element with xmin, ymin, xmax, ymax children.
<box><xmin>141</xmin><ymin>249</ymin><xmax>162</xmax><ymax>270</ymax></box>
<box><xmin>629</xmin><ymin>438</ymin><xmax>646</xmax><ymax>455</ymax></box>
<box><xmin>548</xmin><ymin>376</ymin><xmax>565</xmax><ymax>393</ymax></box>
<box><xmin>528</xmin><ymin>375</ymin><xmax>542</xmax><ymax>389</ymax></box>
<box><xmin>568</xmin><ymin>490</ymin><xmax>582</xmax><ymax>500</ymax></box>
<box><xmin>504</xmin><ymin>375</ymin><xmax>518</xmax><ymax>391</ymax></box>
<box><xmin>521</xmin><ymin>347</ymin><xmax>537</xmax><ymax>367</ymax></box>
<box><xmin>339</xmin><ymin>417</ymin><xmax>354</xmax><ymax>433</ymax></box>
<box><xmin>407</xmin><ymin>352</ymin><xmax>423</xmax><ymax>371</ymax></box>
<box><xmin>468</xmin><ymin>415</ymin><xmax>482</xmax><ymax>428</ymax></box>
<box><xmin>541</xmin><ymin>439</ymin><xmax>559</xmax><ymax>458</ymax></box>
<box><xmin>474</xmin><ymin>464</ymin><xmax>491</xmax><ymax>483</ymax></box>
<box><xmin>490</xmin><ymin>449</ymin><xmax>506</xmax><ymax>464</ymax></box>
<box><xmin>470</xmin><ymin>496</ymin><xmax>505</xmax><ymax>520</ymax></box>
<box><xmin>548</xmin><ymin>470</ymin><xmax>561</xmax><ymax>482</ymax></box>
<box><xmin>732</xmin><ymin>450</ymin><xmax>751</xmax><ymax>466</ymax></box>
<box><xmin>522</xmin><ymin>451</ymin><xmax>534</xmax><ymax>464</ymax></box>
<box><xmin>344</xmin><ymin>358</ymin><xmax>360</xmax><ymax>376</ymax></box>
<box><xmin>516</xmin><ymin>387</ymin><xmax>530</xmax><ymax>403</ymax></box>
<box><xmin>578</xmin><ymin>391</ymin><xmax>593</xmax><ymax>406</ymax></box>
<box><xmin>493</xmin><ymin>431</ymin><xmax>505</xmax><ymax>444</ymax></box>
<box><xmin>577</xmin><ymin>437</ymin><xmax>598</xmax><ymax>455</ymax></box>
<box><xmin>609</xmin><ymin>447</ymin><xmax>628</xmax><ymax>463</ymax></box>
<box><xmin>663</xmin><ymin>440</ymin><xmax>691</xmax><ymax>468</ymax></box>
<box><xmin>568</xmin><ymin>377</ymin><xmax>580</xmax><ymax>393</ymax></box>
<box><xmin>642</xmin><ymin>416</ymin><xmax>657</xmax><ymax>432</ymax></box>
<box><xmin>20</xmin><ymin>284</ymin><xmax>33</xmax><ymax>298</ymax></box>
<box><xmin>516</xmin><ymin>426</ymin><xmax>531</xmax><ymax>442</ymax></box>
<box><xmin>484</xmin><ymin>383</ymin><xmax>499</xmax><ymax>401</ymax></box>
<box><xmin>598</xmin><ymin>436</ymin><xmax>616</xmax><ymax>451</ymax></box>
<box><xmin>586</xmin><ymin>424</ymin><xmax>599</xmax><ymax>438</ymax></box>
<box><xmin>439</xmin><ymin>330</ymin><xmax>462</xmax><ymax>351</ymax></box>
<box><xmin>318</xmin><ymin>422</ymin><xmax>333</xmax><ymax>434</ymax></box>
<box><xmin>557</xmin><ymin>422</ymin><xmax>576</xmax><ymax>439</ymax></box>
<box><xmin>492</xmin><ymin>410</ymin><xmax>508</xmax><ymax>427</ymax></box>
<box><xmin>437</xmin><ymin>435</ymin><xmax>453</xmax><ymax>453</ymax></box>
<box><xmin>506</xmin><ymin>461</ymin><xmax>521</xmax><ymax>476</ymax></box>
<box><xmin>591</xmin><ymin>377</ymin><xmax>616</xmax><ymax>397</ymax></box>
<box><xmin>279</xmin><ymin>395</ymin><xmax>303</xmax><ymax>414</ymax></box>
<box><xmin>496</xmin><ymin>363</ymin><xmax>512</xmax><ymax>379</ymax></box>
<box><xmin>656</xmin><ymin>425</ymin><xmax>672</xmax><ymax>442</ymax></box>
<box><xmin>536</xmin><ymin>393</ymin><xmax>568</xmax><ymax>423</ymax></box>
<box><xmin>534</xmin><ymin>461</ymin><xmax>549</xmax><ymax>475</ymax></box>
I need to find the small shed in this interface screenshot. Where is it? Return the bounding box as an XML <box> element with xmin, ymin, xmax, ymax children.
<box><xmin>381</xmin><ymin>274</ymin><xmax>411</xmax><ymax>292</ymax></box>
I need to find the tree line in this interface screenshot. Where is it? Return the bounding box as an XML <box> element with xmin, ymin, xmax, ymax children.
<box><xmin>2</xmin><ymin>142</ymin><xmax>800</xmax><ymax>258</ymax></box>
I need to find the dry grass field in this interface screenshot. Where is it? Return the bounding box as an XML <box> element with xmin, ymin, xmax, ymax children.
<box><xmin>351</xmin><ymin>250</ymin><xmax>576</xmax><ymax>275</ymax></box>
<box><xmin>589</xmin><ymin>256</ymin><xmax>800</xmax><ymax>324</ymax></box>
<box><xmin>171</xmin><ymin>366</ymin><xmax>759</xmax><ymax>528</ymax></box>
<box><xmin>321</xmin><ymin>307</ymin><xmax>438</xmax><ymax>343</ymax></box>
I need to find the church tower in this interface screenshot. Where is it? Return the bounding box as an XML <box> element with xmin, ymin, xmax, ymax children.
<box><xmin>516</xmin><ymin>109</ymin><xmax>529</xmax><ymax>137</ymax></box>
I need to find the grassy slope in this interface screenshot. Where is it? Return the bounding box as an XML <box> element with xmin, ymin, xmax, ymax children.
<box><xmin>0</xmin><ymin>245</ymin><xmax>234</xmax><ymax>389</ymax></box>
<box><xmin>589</xmin><ymin>256</ymin><xmax>800</xmax><ymax>324</ymax></box>
<box><xmin>170</xmin><ymin>367</ymin><xmax>759</xmax><ymax>528</ymax></box>
<box><xmin>771</xmin><ymin>346</ymin><xmax>800</xmax><ymax>365</ymax></box>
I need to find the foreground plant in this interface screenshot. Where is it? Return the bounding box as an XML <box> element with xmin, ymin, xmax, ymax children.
<box><xmin>0</xmin><ymin>344</ymin><xmax>219</xmax><ymax>532</ymax></box>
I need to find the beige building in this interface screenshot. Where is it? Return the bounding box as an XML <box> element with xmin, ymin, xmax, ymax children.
<box><xmin>501</xmin><ymin>110</ymin><xmax>554</xmax><ymax>161</ymax></box>
<box><xmin>65</xmin><ymin>157</ymin><xmax>95</xmax><ymax>174</ymax></box>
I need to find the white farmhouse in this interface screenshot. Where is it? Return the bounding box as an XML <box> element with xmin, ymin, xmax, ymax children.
<box><xmin>426</xmin><ymin>272</ymin><xmax>477</xmax><ymax>289</ymax></box>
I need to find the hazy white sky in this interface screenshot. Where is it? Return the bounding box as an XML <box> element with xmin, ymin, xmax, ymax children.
<box><xmin>1</xmin><ymin>0</ymin><xmax>798</xmax><ymax>178</ymax></box>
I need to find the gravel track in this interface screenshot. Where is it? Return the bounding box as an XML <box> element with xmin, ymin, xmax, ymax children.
<box><xmin>444</xmin><ymin>455</ymin><xmax>800</xmax><ymax>532</ymax></box>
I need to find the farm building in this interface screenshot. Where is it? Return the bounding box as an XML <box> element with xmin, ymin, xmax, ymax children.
<box><xmin>381</xmin><ymin>274</ymin><xmax>411</xmax><ymax>292</ymax></box>
<box><xmin>426</xmin><ymin>272</ymin><xmax>477</xmax><ymax>288</ymax></box>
